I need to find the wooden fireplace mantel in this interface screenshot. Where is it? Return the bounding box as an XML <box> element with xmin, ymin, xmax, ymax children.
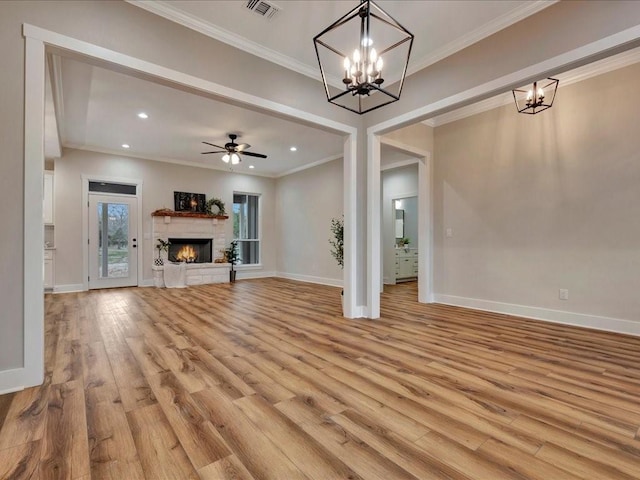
<box><xmin>151</xmin><ymin>209</ymin><xmax>228</xmax><ymax>220</ymax></box>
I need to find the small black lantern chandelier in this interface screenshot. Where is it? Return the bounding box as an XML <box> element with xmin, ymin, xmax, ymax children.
<box><xmin>313</xmin><ymin>0</ymin><xmax>414</xmax><ymax>115</ymax></box>
<box><xmin>512</xmin><ymin>78</ymin><xmax>559</xmax><ymax>114</ymax></box>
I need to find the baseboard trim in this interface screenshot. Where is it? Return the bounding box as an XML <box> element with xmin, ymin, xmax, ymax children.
<box><xmin>53</xmin><ymin>284</ymin><xmax>84</xmax><ymax>293</ymax></box>
<box><xmin>353</xmin><ymin>305</ymin><xmax>368</xmax><ymax>318</ymax></box>
<box><xmin>434</xmin><ymin>294</ymin><xmax>640</xmax><ymax>337</ymax></box>
<box><xmin>238</xmin><ymin>270</ymin><xmax>276</xmax><ymax>280</ymax></box>
<box><xmin>139</xmin><ymin>279</ymin><xmax>155</xmax><ymax>287</ymax></box>
<box><xmin>0</xmin><ymin>367</ymin><xmax>27</xmax><ymax>394</ymax></box>
<box><xmin>276</xmin><ymin>272</ymin><xmax>343</xmax><ymax>288</ymax></box>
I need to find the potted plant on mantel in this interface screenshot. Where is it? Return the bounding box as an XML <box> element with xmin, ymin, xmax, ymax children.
<box><xmin>329</xmin><ymin>216</ymin><xmax>344</xmax><ymax>310</ymax></box>
<box><xmin>225</xmin><ymin>240</ymin><xmax>239</xmax><ymax>283</ymax></box>
<box><xmin>155</xmin><ymin>239</ymin><xmax>170</xmax><ymax>266</ymax></box>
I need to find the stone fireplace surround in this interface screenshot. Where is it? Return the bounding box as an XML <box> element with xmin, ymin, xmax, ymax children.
<box><xmin>151</xmin><ymin>210</ymin><xmax>230</xmax><ymax>287</ymax></box>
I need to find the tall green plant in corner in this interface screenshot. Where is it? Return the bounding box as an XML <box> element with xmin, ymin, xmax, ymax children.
<box><xmin>329</xmin><ymin>216</ymin><xmax>344</xmax><ymax>310</ymax></box>
<box><xmin>329</xmin><ymin>217</ymin><xmax>344</xmax><ymax>269</ymax></box>
<box><xmin>225</xmin><ymin>240</ymin><xmax>239</xmax><ymax>283</ymax></box>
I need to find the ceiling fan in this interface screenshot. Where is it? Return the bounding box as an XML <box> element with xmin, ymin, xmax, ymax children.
<box><xmin>201</xmin><ymin>134</ymin><xmax>267</xmax><ymax>165</ymax></box>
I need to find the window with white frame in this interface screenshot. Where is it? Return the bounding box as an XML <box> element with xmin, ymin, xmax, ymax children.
<box><xmin>233</xmin><ymin>193</ymin><xmax>260</xmax><ymax>265</ymax></box>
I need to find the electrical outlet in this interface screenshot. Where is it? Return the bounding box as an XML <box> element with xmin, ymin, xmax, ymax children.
<box><xmin>559</xmin><ymin>289</ymin><xmax>569</xmax><ymax>300</ymax></box>
<box><xmin>445</xmin><ymin>228</ymin><xmax>453</xmax><ymax>238</ymax></box>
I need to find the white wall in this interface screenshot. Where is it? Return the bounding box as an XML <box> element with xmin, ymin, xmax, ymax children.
<box><xmin>54</xmin><ymin>149</ymin><xmax>277</xmax><ymax>289</ymax></box>
<box><xmin>433</xmin><ymin>63</ymin><xmax>640</xmax><ymax>330</ymax></box>
<box><xmin>381</xmin><ymin>164</ymin><xmax>419</xmax><ymax>284</ymax></box>
<box><xmin>275</xmin><ymin>158</ymin><xmax>344</xmax><ymax>285</ymax></box>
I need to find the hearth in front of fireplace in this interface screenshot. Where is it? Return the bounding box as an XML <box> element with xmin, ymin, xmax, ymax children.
<box><xmin>168</xmin><ymin>238</ymin><xmax>212</xmax><ymax>264</ymax></box>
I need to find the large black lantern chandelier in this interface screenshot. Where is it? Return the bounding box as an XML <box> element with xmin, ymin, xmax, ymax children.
<box><xmin>512</xmin><ymin>78</ymin><xmax>559</xmax><ymax>115</ymax></box>
<box><xmin>313</xmin><ymin>0</ymin><xmax>414</xmax><ymax>115</ymax></box>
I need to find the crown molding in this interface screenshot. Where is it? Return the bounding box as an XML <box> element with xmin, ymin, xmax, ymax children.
<box><xmin>407</xmin><ymin>0</ymin><xmax>557</xmax><ymax>76</ymax></box>
<box><xmin>426</xmin><ymin>46</ymin><xmax>640</xmax><ymax>127</ymax></box>
<box><xmin>276</xmin><ymin>153</ymin><xmax>343</xmax><ymax>178</ymax></box>
<box><xmin>63</xmin><ymin>144</ymin><xmax>278</xmax><ymax>178</ymax></box>
<box><xmin>128</xmin><ymin>0</ymin><xmax>554</xmax><ymax>85</ymax></box>
<box><xmin>127</xmin><ymin>0</ymin><xmax>325</xmax><ymax>84</ymax></box>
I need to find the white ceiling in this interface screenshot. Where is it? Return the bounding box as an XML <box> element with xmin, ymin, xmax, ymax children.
<box><xmin>131</xmin><ymin>0</ymin><xmax>554</xmax><ymax>82</ymax></box>
<box><xmin>56</xmin><ymin>56</ymin><xmax>344</xmax><ymax>177</ymax></box>
<box><xmin>49</xmin><ymin>0</ymin><xmax>558</xmax><ymax>175</ymax></box>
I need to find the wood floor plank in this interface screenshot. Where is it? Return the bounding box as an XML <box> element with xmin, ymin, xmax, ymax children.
<box><xmin>330</xmin><ymin>409</ymin><xmax>471</xmax><ymax>480</ymax></box>
<box><xmin>415</xmin><ymin>431</ymin><xmax>531</xmax><ymax>480</ymax></box>
<box><xmin>84</xmin><ymin>383</ymin><xmax>145</xmax><ymax>480</ymax></box>
<box><xmin>355</xmin><ymin>365</ymin><xmax>543</xmax><ymax>453</ymax></box>
<box><xmin>0</xmin><ymin>440</ymin><xmax>42</xmax><ymax>480</ymax></box>
<box><xmin>295</xmin><ymin>415</ymin><xmax>419</xmax><ymax>480</ymax></box>
<box><xmin>192</xmin><ymin>385</ymin><xmax>310</xmax><ymax>480</ymax></box>
<box><xmin>476</xmin><ymin>437</ymin><xmax>584</xmax><ymax>480</ymax></box>
<box><xmin>81</xmin><ymin>341</ymin><xmax>116</xmax><ymax>390</ymax></box>
<box><xmin>0</xmin><ymin>392</ymin><xmax>16</xmax><ymax>432</ymax></box>
<box><xmin>536</xmin><ymin>442</ymin><xmax>639</xmax><ymax>480</ymax></box>
<box><xmin>147</xmin><ymin>371</ymin><xmax>231</xmax><ymax>469</ymax></box>
<box><xmin>234</xmin><ymin>394</ymin><xmax>363</xmax><ymax>480</ymax></box>
<box><xmin>216</xmin><ymin>355</ymin><xmax>296</xmax><ymax>404</ymax></box>
<box><xmin>127</xmin><ymin>404</ymin><xmax>199</xmax><ymax>480</ymax></box>
<box><xmin>99</xmin><ymin>331</ymin><xmax>156</xmax><ymax>412</ymax></box>
<box><xmin>510</xmin><ymin>415</ymin><xmax>640</xmax><ymax>478</ymax></box>
<box><xmin>39</xmin><ymin>380</ymin><xmax>90</xmax><ymax>480</ymax></box>
<box><xmin>198</xmin><ymin>454</ymin><xmax>257</xmax><ymax>480</ymax></box>
<box><xmin>2</xmin><ymin>279</ymin><xmax>640</xmax><ymax>479</ymax></box>
<box><xmin>322</xmin><ymin>364</ymin><xmax>490</xmax><ymax>449</ymax></box>
<box><xmin>0</xmin><ymin>377</ymin><xmax>51</xmax><ymax>450</ymax></box>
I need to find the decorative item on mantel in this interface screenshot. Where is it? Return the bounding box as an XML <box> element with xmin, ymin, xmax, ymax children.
<box><xmin>155</xmin><ymin>239</ymin><xmax>170</xmax><ymax>266</ymax></box>
<box><xmin>205</xmin><ymin>197</ymin><xmax>226</xmax><ymax>216</ymax></box>
<box><xmin>174</xmin><ymin>191</ymin><xmax>206</xmax><ymax>213</ymax></box>
<box><xmin>151</xmin><ymin>208</ymin><xmax>228</xmax><ymax>219</ymax></box>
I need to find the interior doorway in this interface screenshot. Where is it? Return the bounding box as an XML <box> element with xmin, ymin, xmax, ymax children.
<box><xmin>88</xmin><ymin>193</ymin><xmax>138</xmax><ymax>289</ymax></box>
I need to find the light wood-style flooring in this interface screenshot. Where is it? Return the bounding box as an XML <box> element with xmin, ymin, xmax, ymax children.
<box><xmin>1</xmin><ymin>278</ymin><xmax>640</xmax><ymax>479</ymax></box>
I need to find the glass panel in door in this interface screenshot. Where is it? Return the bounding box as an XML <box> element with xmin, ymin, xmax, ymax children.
<box><xmin>89</xmin><ymin>194</ymin><xmax>138</xmax><ymax>289</ymax></box>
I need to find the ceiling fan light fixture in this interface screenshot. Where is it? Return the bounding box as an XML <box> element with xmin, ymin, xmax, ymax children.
<box><xmin>222</xmin><ymin>153</ymin><xmax>230</xmax><ymax>163</ymax></box>
<box><xmin>231</xmin><ymin>153</ymin><xmax>241</xmax><ymax>165</ymax></box>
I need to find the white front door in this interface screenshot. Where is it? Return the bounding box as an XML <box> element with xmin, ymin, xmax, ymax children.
<box><xmin>88</xmin><ymin>194</ymin><xmax>138</xmax><ymax>289</ymax></box>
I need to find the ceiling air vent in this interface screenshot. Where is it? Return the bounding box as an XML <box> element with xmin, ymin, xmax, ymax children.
<box><xmin>245</xmin><ymin>0</ymin><xmax>281</xmax><ymax>19</ymax></box>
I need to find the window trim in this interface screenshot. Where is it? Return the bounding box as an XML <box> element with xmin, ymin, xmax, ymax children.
<box><xmin>233</xmin><ymin>191</ymin><xmax>262</xmax><ymax>266</ymax></box>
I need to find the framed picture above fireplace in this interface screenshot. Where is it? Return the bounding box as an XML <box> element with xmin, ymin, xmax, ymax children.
<box><xmin>174</xmin><ymin>191</ymin><xmax>206</xmax><ymax>213</ymax></box>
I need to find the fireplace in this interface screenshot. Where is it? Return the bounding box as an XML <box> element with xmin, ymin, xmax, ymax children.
<box><xmin>168</xmin><ymin>238</ymin><xmax>212</xmax><ymax>263</ymax></box>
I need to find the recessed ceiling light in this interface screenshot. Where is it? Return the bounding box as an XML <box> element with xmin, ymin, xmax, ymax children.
<box><xmin>137</xmin><ymin>112</ymin><xmax>149</xmax><ymax>119</ymax></box>
<box><xmin>122</xmin><ymin>144</ymin><xmax>130</xmax><ymax>149</ymax></box>
<box><xmin>249</xmin><ymin>165</ymin><xmax>255</xmax><ymax>169</ymax></box>
<box><xmin>290</xmin><ymin>146</ymin><xmax>297</xmax><ymax>152</ymax></box>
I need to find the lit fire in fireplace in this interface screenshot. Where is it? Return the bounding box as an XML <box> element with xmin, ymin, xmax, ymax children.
<box><xmin>175</xmin><ymin>245</ymin><xmax>198</xmax><ymax>263</ymax></box>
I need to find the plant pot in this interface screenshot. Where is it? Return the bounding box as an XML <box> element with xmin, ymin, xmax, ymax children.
<box><xmin>154</xmin><ymin>258</ymin><xmax>164</xmax><ymax>266</ymax></box>
<box><xmin>229</xmin><ymin>270</ymin><xmax>237</xmax><ymax>283</ymax></box>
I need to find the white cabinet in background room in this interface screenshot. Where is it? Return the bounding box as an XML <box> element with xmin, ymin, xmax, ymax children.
<box><xmin>44</xmin><ymin>171</ymin><xmax>54</xmax><ymax>225</ymax></box>
<box><xmin>44</xmin><ymin>249</ymin><xmax>55</xmax><ymax>290</ymax></box>
<box><xmin>395</xmin><ymin>248</ymin><xmax>418</xmax><ymax>281</ymax></box>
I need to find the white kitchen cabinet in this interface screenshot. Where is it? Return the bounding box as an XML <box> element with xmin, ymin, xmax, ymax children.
<box><xmin>44</xmin><ymin>171</ymin><xmax>54</xmax><ymax>225</ymax></box>
<box><xmin>44</xmin><ymin>249</ymin><xmax>55</xmax><ymax>290</ymax></box>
